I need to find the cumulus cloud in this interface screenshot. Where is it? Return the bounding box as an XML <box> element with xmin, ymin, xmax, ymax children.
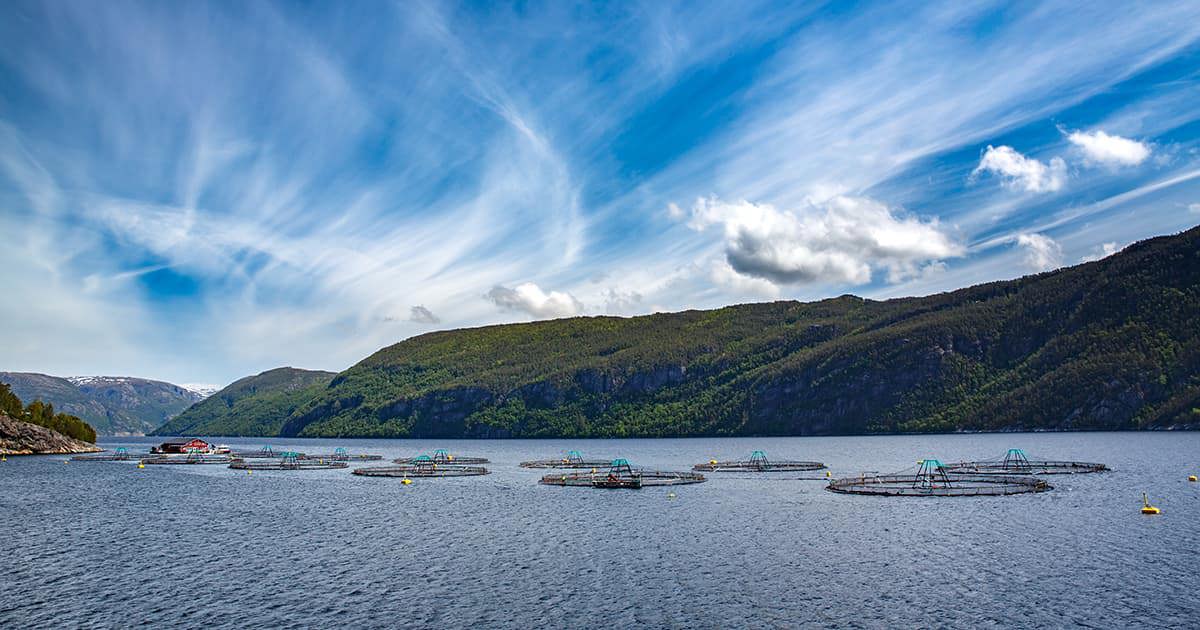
<box><xmin>409</xmin><ymin>305</ymin><xmax>440</xmax><ymax>324</ymax></box>
<box><xmin>1066</xmin><ymin>129</ymin><xmax>1150</xmax><ymax>167</ymax></box>
<box><xmin>603</xmin><ymin>289</ymin><xmax>643</xmax><ymax>315</ymax></box>
<box><xmin>486</xmin><ymin>282</ymin><xmax>583</xmax><ymax>319</ymax></box>
<box><xmin>1015</xmin><ymin>233</ymin><xmax>1063</xmax><ymax>272</ymax></box>
<box><xmin>1080</xmin><ymin>241</ymin><xmax>1121</xmax><ymax>263</ymax></box>
<box><xmin>972</xmin><ymin>145</ymin><xmax>1067</xmax><ymax>193</ymax></box>
<box><xmin>678</xmin><ymin>196</ymin><xmax>963</xmax><ymax>287</ymax></box>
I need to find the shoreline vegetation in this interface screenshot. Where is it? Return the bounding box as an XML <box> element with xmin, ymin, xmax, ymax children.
<box><xmin>151</xmin><ymin>226</ymin><xmax>1200</xmax><ymax>440</ymax></box>
<box><xmin>0</xmin><ymin>382</ymin><xmax>100</xmax><ymax>454</ymax></box>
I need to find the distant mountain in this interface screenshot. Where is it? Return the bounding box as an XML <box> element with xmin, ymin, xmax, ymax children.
<box><xmin>151</xmin><ymin>367</ymin><xmax>337</xmax><ymax>436</ymax></box>
<box><xmin>0</xmin><ymin>373</ymin><xmax>206</xmax><ymax>436</ymax></box>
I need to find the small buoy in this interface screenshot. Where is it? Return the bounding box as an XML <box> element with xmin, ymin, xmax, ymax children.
<box><xmin>666</xmin><ymin>491</ymin><xmax>677</xmax><ymax>499</ymax></box>
<box><xmin>1141</xmin><ymin>493</ymin><xmax>1161</xmax><ymax>515</ymax></box>
<box><xmin>709</xmin><ymin>459</ymin><xmax>718</xmax><ymax>465</ymax></box>
<box><xmin>1189</xmin><ymin>475</ymin><xmax>1197</xmax><ymax>483</ymax></box>
<box><xmin>247</xmin><ymin>470</ymin><xmax>252</xmax><ymax>475</ymax></box>
<box><xmin>401</xmin><ymin>478</ymin><xmax>412</xmax><ymax>485</ymax></box>
<box><xmin>63</xmin><ymin>460</ymin><xmax>69</xmax><ymax>464</ymax></box>
<box><xmin>137</xmin><ymin>463</ymin><xmax>145</xmax><ymax>469</ymax></box>
<box><xmin>825</xmin><ymin>470</ymin><xmax>831</xmax><ymax>478</ymax></box>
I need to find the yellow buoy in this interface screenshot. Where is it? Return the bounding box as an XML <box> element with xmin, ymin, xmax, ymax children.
<box><xmin>1189</xmin><ymin>475</ymin><xmax>1197</xmax><ymax>482</ymax></box>
<box><xmin>825</xmin><ymin>470</ymin><xmax>832</xmax><ymax>478</ymax></box>
<box><xmin>248</xmin><ymin>470</ymin><xmax>252</xmax><ymax>475</ymax></box>
<box><xmin>401</xmin><ymin>478</ymin><xmax>412</xmax><ymax>485</ymax></box>
<box><xmin>137</xmin><ymin>463</ymin><xmax>145</xmax><ymax>469</ymax></box>
<box><xmin>667</xmin><ymin>491</ymin><xmax>677</xmax><ymax>499</ymax></box>
<box><xmin>709</xmin><ymin>459</ymin><xmax>718</xmax><ymax>465</ymax></box>
<box><xmin>63</xmin><ymin>460</ymin><xmax>69</xmax><ymax>464</ymax></box>
<box><xmin>1141</xmin><ymin>493</ymin><xmax>1161</xmax><ymax>515</ymax></box>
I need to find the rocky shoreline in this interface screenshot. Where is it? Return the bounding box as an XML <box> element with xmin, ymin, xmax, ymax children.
<box><xmin>0</xmin><ymin>413</ymin><xmax>102</xmax><ymax>455</ymax></box>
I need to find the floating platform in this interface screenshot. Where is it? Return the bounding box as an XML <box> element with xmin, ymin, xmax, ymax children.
<box><xmin>229</xmin><ymin>445</ymin><xmax>307</xmax><ymax>459</ymax></box>
<box><xmin>693</xmin><ymin>450</ymin><xmax>825</xmax><ymax>472</ymax></box>
<box><xmin>299</xmin><ymin>447</ymin><xmax>383</xmax><ymax>461</ymax></box>
<box><xmin>392</xmin><ymin>449</ymin><xmax>489</xmax><ymax>465</ymax></box>
<box><xmin>519</xmin><ymin>450</ymin><xmax>613</xmax><ymax>469</ymax></box>
<box><xmin>140</xmin><ymin>452</ymin><xmax>235</xmax><ymax>465</ymax></box>
<box><xmin>354</xmin><ymin>454</ymin><xmax>489</xmax><ymax>478</ymax></box>
<box><xmin>943</xmin><ymin>449</ymin><xmax>1108</xmax><ymax>475</ymax></box>
<box><xmin>540</xmin><ymin>458</ymin><xmax>706</xmax><ymax>489</ymax></box>
<box><xmin>229</xmin><ymin>452</ymin><xmax>348</xmax><ymax>470</ymax></box>
<box><xmin>826</xmin><ymin>459</ymin><xmax>1051</xmax><ymax>496</ymax></box>
<box><xmin>71</xmin><ymin>447</ymin><xmax>139</xmax><ymax>461</ymax></box>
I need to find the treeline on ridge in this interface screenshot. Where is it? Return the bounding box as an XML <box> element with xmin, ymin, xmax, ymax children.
<box><xmin>0</xmin><ymin>381</ymin><xmax>98</xmax><ymax>443</ymax></box>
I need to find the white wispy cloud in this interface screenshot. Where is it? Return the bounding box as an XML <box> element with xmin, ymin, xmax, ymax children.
<box><xmin>972</xmin><ymin>145</ymin><xmax>1067</xmax><ymax>193</ymax></box>
<box><xmin>1080</xmin><ymin>241</ymin><xmax>1121</xmax><ymax>263</ymax></box>
<box><xmin>677</xmin><ymin>196</ymin><xmax>963</xmax><ymax>286</ymax></box>
<box><xmin>485</xmin><ymin>283</ymin><xmax>583</xmax><ymax>319</ymax></box>
<box><xmin>1188</xmin><ymin>203</ymin><xmax>1200</xmax><ymax>214</ymax></box>
<box><xmin>1015</xmin><ymin>233</ymin><xmax>1063</xmax><ymax>272</ymax></box>
<box><xmin>1066</xmin><ymin>129</ymin><xmax>1151</xmax><ymax>167</ymax></box>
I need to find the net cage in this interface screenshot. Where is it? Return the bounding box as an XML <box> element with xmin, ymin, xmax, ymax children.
<box><xmin>229</xmin><ymin>451</ymin><xmax>349</xmax><ymax>470</ymax></box>
<box><xmin>392</xmin><ymin>449</ymin><xmax>490</xmax><ymax>465</ymax></box>
<box><xmin>943</xmin><ymin>449</ymin><xmax>1108</xmax><ymax>475</ymax></box>
<box><xmin>539</xmin><ymin>458</ymin><xmax>707</xmax><ymax>489</ymax></box>
<box><xmin>354</xmin><ymin>454</ymin><xmax>490</xmax><ymax>478</ymax></box>
<box><xmin>693</xmin><ymin>450</ymin><xmax>826</xmax><ymax>472</ymax></box>
<box><xmin>520</xmin><ymin>450</ymin><xmax>614</xmax><ymax>469</ymax></box>
<box><xmin>71</xmin><ymin>446</ymin><xmax>136</xmax><ymax>461</ymax></box>
<box><xmin>826</xmin><ymin>458</ymin><xmax>1052</xmax><ymax>496</ymax></box>
<box><xmin>299</xmin><ymin>446</ymin><xmax>383</xmax><ymax>461</ymax></box>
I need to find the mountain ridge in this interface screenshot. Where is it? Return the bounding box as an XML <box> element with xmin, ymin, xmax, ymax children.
<box><xmin>152</xmin><ymin>225</ymin><xmax>1200</xmax><ymax>438</ymax></box>
<box><xmin>0</xmin><ymin>373</ymin><xmax>207</xmax><ymax>435</ymax></box>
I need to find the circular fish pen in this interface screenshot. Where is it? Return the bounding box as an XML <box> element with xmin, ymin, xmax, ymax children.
<box><xmin>300</xmin><ymin>447</ymin><xmax>383</xmax><ymax>461</ymax></box>
<box><xmin>827</xmin><ymin>459</ymin><xmax>1051</xmax><ymax>496</ymax></box>
<box><xmin>944</xmin><ymin>448</ymin><xmax>1108</xmax><ymax>475</ymax></box>
<box><xmin>520</xmin><ymin>450</ymin><xmax>613</xmax><ymax>469</ymax></box>
<box><xmin>693</xmin><ymin>450</ymin><xmax>825</xmax><ymax>472</ymax></box>
<box><xmin>229</xmin><ymin>452</ymin><xmax>348</xmax><ymax>470</ymax></box>
<box><xmin>539</xmin><ymin>458</ymin><xmax>706</xmax><ymax>489</ymax></box>
<box><xmin>353</xmin><ymin>454</ymin><xmax>489</xmax><ymax>478</ymax></box>
<box><xmin>71</xmin><ymin>447</ymin><xmax>137</xmax><ymax>461</ymax></box>
<box><xmin>140</xmin><ymin>450</ymin><xmax>235</xmax><ymax>466</ymax></box>
<box><xmin>392</xmin><ymin>449</ymin><xmax>489</xmax><ymax>465</ymax></box>
<box><xmin>230</xmin><ymin>445</ymin><xmax>305</xmax><ymax>459</ymax></box>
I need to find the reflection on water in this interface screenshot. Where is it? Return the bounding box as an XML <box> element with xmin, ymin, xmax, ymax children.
<box><xmin>2</xmin><ymin>432</ymin><xmax>1198</xmax><ymax>628</ymax></box>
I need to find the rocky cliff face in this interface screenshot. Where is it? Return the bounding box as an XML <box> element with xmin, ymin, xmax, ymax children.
<box><xmin>0</xmin><ymin>413</ymin><xmax>102</xmax><ymax>455</ymax></box>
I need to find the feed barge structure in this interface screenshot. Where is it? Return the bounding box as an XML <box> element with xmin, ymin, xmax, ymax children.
<box><xmin>140</xmin><ymin>450</ymin><xmax>235</xmax><ymax>466</ymax></box>
<box><xmin>354</xmin><ymin>453</ymin><xmax>490</xmax><ymax>478</ymax></box>
<box><xmin>229</xmin><ymin>451</ymin><xmax>348</xmax><ymax>471</ymax></box>
<box><xmin>393</xmin><ymin>448</ymin><xmax>489</xmax><ymax>465</ymax></box>
<box><xmin>827</xmin><ymin>458</ymin><xmax>1051</xmax><ymax>497</ymax></box>
<box><xmin>693</xmin><ymin>450</ymin><xmax>825</xmax><ymax>473</ymax></box>
<box><xmin>519</xmin><ymin>450</ymin><xmax>613</xmax><ymax>469</ymax></box>
<box><xmin>540</xmin><ymin>458</ymin><xmax>706</xmax><ymax>489</ymax></box>
<box><xmin>944</xmin><ymin>448</ymin><xmax>1108</xmax><ymax>475</ymax></box>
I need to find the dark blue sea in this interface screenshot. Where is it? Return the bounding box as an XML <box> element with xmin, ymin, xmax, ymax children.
<box><xmin>2</xmin><ymin>432</ymin><xmax>1198</xmax><ymax>628</ymax></box>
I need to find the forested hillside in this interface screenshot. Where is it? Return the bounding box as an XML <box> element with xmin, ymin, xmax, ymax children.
<box><xmin>152</xmin><ymin>368</ymin><xmax>336</xmax><ymax>436</ymax></box>
<box><xmin>165</xmin><ymin>226</ymin><xmax>1200</xmax><ymax>438</ymax></box>
<box><xmin>0</xmin><ymin>382</ymin><xmax>97</xmax><ymax>443</ymax></box>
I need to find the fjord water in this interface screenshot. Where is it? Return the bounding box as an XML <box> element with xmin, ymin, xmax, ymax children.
<box><xmin>2</xmin><ymin>433</ymin><xmax>1197</xmax><ymax>628</ymax></box>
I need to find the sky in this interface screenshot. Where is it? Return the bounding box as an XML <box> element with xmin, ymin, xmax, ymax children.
<box><xmin>2</xmin><ymin>1</ymin><xmax>1199</xmax><ymax>387</ymax></box>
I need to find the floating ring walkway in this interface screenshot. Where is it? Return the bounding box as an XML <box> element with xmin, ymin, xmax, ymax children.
<box><xmin>229</xmin><ymin>452</ymin><xmax>348</xmax><ymax>470</ymax></box>
<box><xmin>943</xmin><ymin>449</ymin><xmax>1108</xmax><ymax>475</ymax></box>
<box><xmin>693</xmin><ymin>450</ymin><xmax>825</xmax><ymax>472</ymax></box>
<box><xmin>827</xmin><ymin>459</ymin><xmax>1051</xmax><ymax>497</ymax></box>
<box><xmin>71</xmin><ymin>447</ymin><xmax>139</xmax><ymax>461</ymax></box>
<box><xmin>354</xmin><ymin>454</ymin><xmax>489</xmax><ymax>478</ymax></box>
<box><xmin>520</xmin><ymin>450</ymin><xmax>613</xmax><ymax>469</ymax></box>
<box><xmin>540</xmin><ymin>458</ymin><xmax>706</xmax><ymax>489</ymax></box>
<box><xmin>140</xmin><ymin>452</ymin><xmax>235</xmax><ymax>466</ymax></box>
<box><xmin>392</xmin><ymin>449</ymin><xmax>489</xmax><ymax>465</ymax></box>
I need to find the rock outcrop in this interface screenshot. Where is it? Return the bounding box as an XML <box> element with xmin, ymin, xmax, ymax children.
<box><xmin>0</xmin><ymin>413</ymin><xmax>102</xmax><ymax>455</ymax></box>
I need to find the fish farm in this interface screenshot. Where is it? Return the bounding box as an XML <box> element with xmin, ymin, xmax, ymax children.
<box><xmin>392</xmin><ymin>449</ymin><xmax>489</xmax><ymax>465</ymax></box>
<box><xmin>229</xmin><ymin>452</ymin><xmax>348</xmax><ymax>470</ymax></box>
<box><xmin>229</xmin><ymin>445</ymin><xmax>304</xmax><ymax>459</ymax></box>
<box><xmin>539</xmin><ymin>458</ymin><xmax>706</xmax><ymax>489</ymax></box>
<box><xmin>692</xmin><ymin>450</ymin><xmax>826</xmax><ymax>472</ymax></box>
<box><xmin>353</xmin><ymin>454</ymin><xmax>490</xmax><ymax>478</ymax></box>
<box><xmin>139</xmin><ymin>451</ymin><xmax>235</xmax><ymax>465</ymax></box>
<box><xmin>943</xmin><ymin>448</ymin><xmax>1109</xmax><ymax>475</ymax></box>
<box><xmin>826</xmin><ymin>459</ymin><xmax>1052</xmax><ymax>496</ymax></box>
<box><xmin>299</xmin><ymin>447</ymin><xmax>383</xmax><ymax>461</ymax></box>
<box><xmin>71</xmin><ymin>447</ymin><xmax>138</xmax><ymax>461</ymax></box>
<box><xmin>519</xmin><ymin>450</ymin><xmax>613</xmax><ymax>469</ymax></box>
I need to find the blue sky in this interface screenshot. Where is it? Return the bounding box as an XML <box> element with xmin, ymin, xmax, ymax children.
<box><xmin>2</xmin><ymin>1</ymin><xmax>1199</xmax><ymax>387</ymax></box>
